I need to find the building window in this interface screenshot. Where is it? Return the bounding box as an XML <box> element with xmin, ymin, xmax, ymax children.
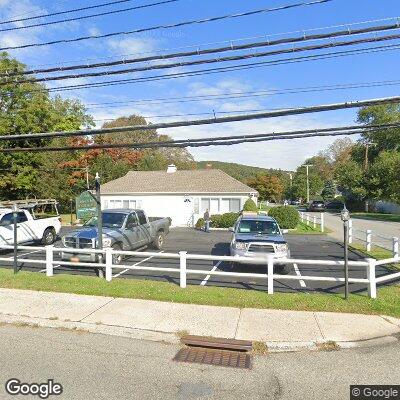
<box><xmin>221</xmin><ymin>198</ymin><xmax>241</xmax><ymax>213</ymax></box>
<box><xmin>201</xmin><ymin>198</ymin><xmax>210</xmax><ymax>213</ymax></box>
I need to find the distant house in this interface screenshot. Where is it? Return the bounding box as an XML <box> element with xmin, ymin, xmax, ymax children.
<box><xmin>100</xmin><ymin>165</ymin><xmax>258</xmax><ymax>227</ymax></box>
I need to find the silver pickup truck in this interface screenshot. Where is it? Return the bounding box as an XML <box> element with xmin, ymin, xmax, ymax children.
<box><xmin>61</xmin><ymin>209</ymin><xmax>171</xmax><ymax>264</ymax></box>
<box><xmin>230</xmin><ymin>213</ymin><xmax>290</xmax><ymax>267</ymax></box>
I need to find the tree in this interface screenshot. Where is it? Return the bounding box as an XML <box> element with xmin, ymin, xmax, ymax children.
<box><xmin>246</xmin><ymin>174</ymin><xmax>284</xmax><ymax>202</ymax></box>
<box><xmin>0</xmin><ymin>52</ymin><xmax>93</xmax><ymax>200</ymax></box>
<box><xmin>366</xmin><ymin>151</ymin><xmax>400</xmax><ymax>203</ymax></box>
<box><xmin>357</xmin><ymin>104</ymin><xmax>400</xmax><ymax>157</ymax></box>
<box><xmin>289</xmin><ymin>162</ymin><xmax>324</xmax><ymax>201</ymax></box>
<box><xmin>334</xmin><ymin>160</ymin><xmax>366</xmax><ymax>201</ymax></box>
<box><xmin>321</xmin><ymin>181</ymin><xmax>336</xmax><ymax>200</ymax></box>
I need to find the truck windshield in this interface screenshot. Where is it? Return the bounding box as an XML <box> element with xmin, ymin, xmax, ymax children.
<box><xmin>85</xmin><ymin>212</ymin><xmax>126</xmax><ymax>228</ymax></box>
<box><xmin>238</xmin><ymin>220</ymin><xmax>280</xmax><ymax>235</ymax></box>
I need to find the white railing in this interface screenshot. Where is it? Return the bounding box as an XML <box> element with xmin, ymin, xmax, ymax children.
<box><xmin>350</xmin><ymin>220</ymin><xmax>399</xmax><ymax>258</ymax></box>
<box><xmin>1</xmin><ymin>244</ymin><xmax>399</xmax><ymax>299</ymax></box>
<box><xmin>299</xmin><ymin>212</ymin><xmax>324</xmax><ymax>232</ymax></box>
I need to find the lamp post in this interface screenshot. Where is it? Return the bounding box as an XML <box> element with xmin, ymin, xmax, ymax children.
<box><xmin>341</xmin><ymin>205</ymin><xmax>351</xmax><ymax>299</ymax></box>
<box><xmin>12</xmin><ymin>204</ymin><xmax>18</xmax><ymax>274</ymax></box>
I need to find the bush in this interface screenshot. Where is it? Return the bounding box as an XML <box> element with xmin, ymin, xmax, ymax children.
<box><xmin>195</xmin><ymin>217</ymin><xmax>204</xmax><ymax>229</ymax></box>
<box><xmin>243</xmin><ymin>198</ymin><xmax>258</xmax><ymax>212</ymax></box>
<box><xmin>268</xmin><ymin>206</ymin><xmax>299</xmax><ymax>229</ymax></box>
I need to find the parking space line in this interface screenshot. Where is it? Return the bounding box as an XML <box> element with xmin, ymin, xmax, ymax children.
<box><xmin>6</xmin><ymin>249</ymin><xmax>43</xmax><ymax>260</ymax></box>
<box><xmin>200</xmin><ymin>260</ymin><xmax>222</xmax><ymax>286</ymax></box>
<box><xmin>39</xmin><ymin>265</ymin><xmax>61</xmax><ymax>273</ymax></box>
<box><xmin>113</xmin><ymin>251</ymin><xmax>164</xmax><ymax>278</ymax></box>
<box><xmin>293</xmin><ymin>263</ymin><xmax>307</xmax><ymax>288</ymax></box>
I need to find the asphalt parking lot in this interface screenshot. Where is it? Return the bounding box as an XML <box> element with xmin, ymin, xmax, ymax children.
<box><xmin>1</xmin><ymin>227</ymin><xmax>397</xmax><ymax>295</ymax></box>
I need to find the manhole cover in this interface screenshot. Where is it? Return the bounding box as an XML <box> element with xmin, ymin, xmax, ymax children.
<box><xmin>173</xmin><ymin>347</ymin><xmax>251</xmax><ymax>369</ymax></box>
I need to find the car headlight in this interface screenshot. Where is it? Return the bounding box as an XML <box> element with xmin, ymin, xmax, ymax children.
<box><xmin>233</xmin><ymin>241</ymin><xmax>247</xmax><ymax>250</ymax></box>
<box><xmin>102</xmin><ymin>237</ymin><xmax>112</xmax><ymax>247</ymax></box>
<box><xmin>275</xmin><ymin>244</ymin><xmax>288</xmax><ymax>253</ymax></box>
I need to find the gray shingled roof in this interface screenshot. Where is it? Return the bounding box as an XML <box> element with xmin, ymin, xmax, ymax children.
<box><xmin>101</xmin><ymin>169</ymin><xmax>257</xmax><ymax>194</ymax></box>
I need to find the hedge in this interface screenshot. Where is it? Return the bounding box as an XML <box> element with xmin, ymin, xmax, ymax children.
<box><xmin>243</xmin><ymin>199</ymin><xmax>258</xmax><ymax>212</ymax></box>
<box><xmin>268</xmin><ymin>206</ymin><xmax>299</xmax><ymax>229</ymax></box>
<box><xmin>195</xmin><ymin>212</ymin><xmax>239</xmax><ymax>229</ymax></box>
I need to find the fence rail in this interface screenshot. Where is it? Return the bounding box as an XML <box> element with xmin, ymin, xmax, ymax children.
<box><xmin>299</xmin><ymin>212</ymin><xmax>324</xmax><ymax>232</ymax></box>
<box><xmin>1</xmin><ymin>244</ymin><xmax>399</xmax><ymax>299</ymax></box>
<box><xmin>349</xmin><ymin>221</ymin><xmax>399</xmax><ymax>257</ymax></box>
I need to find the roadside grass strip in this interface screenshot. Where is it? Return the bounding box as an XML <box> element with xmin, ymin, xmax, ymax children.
<box><xmin>0</xmin><ymin>268</ymin><xmax>399</xmax><ymax>318</ymax></box>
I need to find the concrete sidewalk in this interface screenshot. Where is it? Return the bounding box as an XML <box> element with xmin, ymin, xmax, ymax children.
<box><xmin>0</xmin><ymin>288</ymin><xmax>399</xmax><ymax>351</ymax></box>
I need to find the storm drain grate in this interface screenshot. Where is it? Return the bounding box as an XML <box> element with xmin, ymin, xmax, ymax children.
<box><xmin>173</xmin><ymin>347</ymin><xmax>251</xmax><ymax>369</ymax></box>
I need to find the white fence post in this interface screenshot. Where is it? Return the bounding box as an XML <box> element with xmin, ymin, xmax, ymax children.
<box><xmin>367</xmin><ymin>258</ymin><xmax>377</xmax><ymax>299</ymax></box>
<box><xmin>348</xmin><ymin>219</ymin><xmax>353</xmax><ymax>244</ymax></box>
<box><xmin>313</xmin><ymin>216</ymin><xmax>316</xmax><ymax>229</ymax></box>
<box><xmin>267</xmin><ymin>255</ymin><xmax>274</xmax><ymax>294</ymax></box>
<box><xmin>366</xmin><ymin>229</ymin><xmax>372</xmax><ymax>252</ymax></box>
<box><xmin>179</xmin><ymin>251</ymin><xmax>187</xmax><ymax>288</ymax></box>
<box><xmin>300</xmin><ymin>212</ymin><xmax>303</xmax><ymax>223</ymax></box>
<box><xmin>105</xmin><ymin>248</ymin><xmax>113</xmax><ymax>282</ymax></box>
<box><xmin>306</xmin><ymin>214</ymin><xmax>310</xmax><ymax>226</ymax></box>
<box><xmin>320</xmin><ymin>212</ymin><xmax>324</xmax><ymax>233</ymax></box>
<box><xmin>392</xmin><ymin>237</ymin><xmax>399</xmax><ymax>258</ymax></box>
<box><xmin>46</xmin><ymin>245</ymin><xmax>54</xmax><ymax>277</ymax></box>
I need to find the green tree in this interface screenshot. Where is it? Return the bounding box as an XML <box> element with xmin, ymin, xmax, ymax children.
<box><xmin>366</xmin><ymin>151</ymin><xmax>400</xmax><ymax>203</ymax></box>
<box><xmin>334</xmin><ymin>160</ymin><xmax>366</xmax><ymax>201</ymax></box>
<box><xmin>321</xmin><ymin>181</ymin><xmax>336</xmax><ymax>200</ymax></box>
<box><xmin>243</xmin><ymin>198</ymin><xmax>258</xmax><ymax>212</ymax></box>
<box><xmin>0</xmin><ymin>52</ymin><xmax>93</xmax><ymax>200</ymax></box>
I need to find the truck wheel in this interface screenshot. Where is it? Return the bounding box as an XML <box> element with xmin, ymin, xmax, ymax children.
<box><xmin>152</xmin><ymin>231</ymin><xmax>165</xmax><ymax>250</ymax></box>
<box><xmin>41</xmin><ymin>228</ymin><xmax>56</xmax><ymax>245</ymax></box>
<box><xmin>112</xmin><ymin>243</ymin><xmax>123</xmax><ymax>265</ymax></box>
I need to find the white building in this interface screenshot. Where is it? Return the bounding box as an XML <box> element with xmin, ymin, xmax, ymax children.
<box><xmin>100</xmin><ymin>165</ymin><xmax>258</xmax><ymax>227</ymax></box>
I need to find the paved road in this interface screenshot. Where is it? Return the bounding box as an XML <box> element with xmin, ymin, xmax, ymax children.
<box><xmin>323</xmin><ymin>212</ymin><xmax>400</xmax><ymax>245</ymax></box>
<box><xmin>1</xmin><ymin>228</ymin><xmax>396</xmax><ymax>295</ymax></box>
<box><xmin>0</xmin><ymin>324</ymin><xmax>399</xmax><ymax>400</ymax></box>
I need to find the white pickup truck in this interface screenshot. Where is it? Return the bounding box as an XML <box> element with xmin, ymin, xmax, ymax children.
<box><xmin>0</xmin><ymin>202</ymin><xmax>61</xmax><ymax>246</ymax></box>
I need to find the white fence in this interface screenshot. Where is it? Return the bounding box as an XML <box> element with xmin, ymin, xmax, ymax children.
<box><xmin>349</xmin><ymin>220</ymin><xmax>399</xmax><ymax>258</ymax></box>
<box><xmin>299</xmin><ymin>212</ymin><xmax>324</xmax><ymax>232</ymax></box>
<box><xmin>1</xmin><ymin>244</ymin><xmax>399</xmax><ymax>299</ymax></box>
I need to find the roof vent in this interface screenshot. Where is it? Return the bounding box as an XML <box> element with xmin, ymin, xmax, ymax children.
<box><xmin>167</xmin><ymin>164</ymin><xmax>177</xmax><ymax>173</ymax></box>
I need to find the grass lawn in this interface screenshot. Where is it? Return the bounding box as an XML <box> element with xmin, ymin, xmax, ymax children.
<box><xmin>287</xmin><ymin>222</ymin><xmax>330</xmax><ymax>235</ymax></box>
<box><xmin>351</xmin><ymin>212</ymin><xmax>400</xmax><ymax>223</ymax></box>
<box><xmin>60</xmin><ymin>213</ymin><xmax>77</xmax><ymax>226</ymax></box>
<box><xmin>0</xmin><ymin>267</ymin><xmax>399</xmax><ymax>318</ymax></box>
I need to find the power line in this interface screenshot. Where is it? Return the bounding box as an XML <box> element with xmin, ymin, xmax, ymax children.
<box><xmin>0</xmin><ymin>0</ymin><xmax>180</xmax><ymax>33</ymax></box>
<box><xmin>44</xmin><ymin>43</ymin><xmax>400</xmax><ymax>93</ymax></box>
<box><xmin>0</xmin><ymin>0</ymin><xmax>135</xmax><ymax>25</ymax></box>
<box><xmin>1</xmin><ymin>123</ymin><xmax>399</xmax><ymax>153</ymax></box>
<box><xmin>84</xmin><ymin>79</ymin><xmax>400</xmax><ymax>109</ymax></box>
<box><xmin>0</xmin><ymin>0</ymin><xmax>332</xmax><ymax>52</ymax></box>
<box><xmin>4</xmin><ymin>21</ymin><xmax>398</xmax><ymax>78</ymax></box>
<box><xmin>7</xmin><ymin>31</ymin><xmax>400</xmax><ymax>86</ymax></box>
<box><xmin>1</xmin><ymin>96</ymin><xmax>399</xmax><ymax>143</ymax></box>
<box><xmin>23</xmin><ymin>16</ymin><xmax>400</xmax><ymax>70</ymax></box>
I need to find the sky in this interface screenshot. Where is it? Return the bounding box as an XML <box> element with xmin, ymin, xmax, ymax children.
<box><xmin>0</xmin><ymin>0</ymin><xmax>399</xmax><ymax>170</ymax></box>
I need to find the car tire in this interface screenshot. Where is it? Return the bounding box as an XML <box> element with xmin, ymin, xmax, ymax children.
<box><xmin>41</xmin><ymin>228</ymin><xmax>56</xmax><ymax>245</ymax></box>
<box><xmin>152</xmin><ymin>231</ymin><xmax>165</xmax><ymax>250</ymax></box>
<box><xmin>112</xmin><ymin>243</ymin><xmax>123</xmax><ymax>265</ymax></box>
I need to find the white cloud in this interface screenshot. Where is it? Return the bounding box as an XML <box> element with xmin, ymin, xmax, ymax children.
<box><xmin>107</xmin><ymin>36</ymin><xmax>159</xmax><ymax>56</ymax></box>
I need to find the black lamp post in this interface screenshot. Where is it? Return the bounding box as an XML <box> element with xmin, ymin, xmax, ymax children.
<box><xmin>340</xmin><ymin>205</ymin><xmax>351</xmax><ymax>299</ymax></box>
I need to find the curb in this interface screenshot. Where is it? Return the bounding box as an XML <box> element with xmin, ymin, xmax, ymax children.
<box><xmin>0</xmin><ymin>313</ymin><xmax>398</xmax><ymax>353</ymax></box>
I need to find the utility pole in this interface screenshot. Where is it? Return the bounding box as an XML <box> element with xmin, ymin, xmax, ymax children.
<box><xmin>364</xmin><ymin>142</ymin><xmax>376</xmax><ymax>212</ymax></box>
<box><xmin>85</xmin><ymin>166</ymin><xmax>90</xmax><ymax>189</ymax></box>
<box><xmin>304</xmin><ymin>164</ymin><xmax>313</xmax><ymax>203</ymax></box>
